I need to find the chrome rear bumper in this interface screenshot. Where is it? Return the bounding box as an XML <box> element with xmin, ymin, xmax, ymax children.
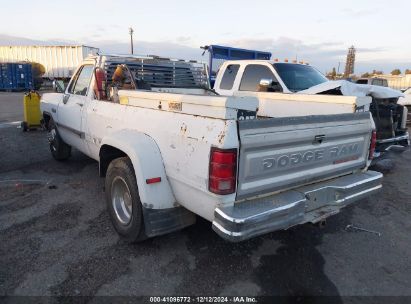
<box><xmin>376</xmin><ymin>132</ymin><xmax>409</xmax><ymax>145</ymax></box>
<box><xmin>212</xmin><ymin>171</ymin><xmax>383</xmax><ymax>242</ymax></box>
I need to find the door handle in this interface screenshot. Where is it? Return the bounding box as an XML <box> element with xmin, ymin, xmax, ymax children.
<box><xmin>76</xmin><ymin>103</ymin><xmax>83</xmax><ymax>107</ymax></box>
<box><xmin>63</xmin><ymin>94</ymin><xmax>70</xmax><ymax>104</ymax></box>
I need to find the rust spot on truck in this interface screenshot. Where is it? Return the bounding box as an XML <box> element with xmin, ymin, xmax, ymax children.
<box><xmin>218</xmin><ymin>131</ymin><xmax>226</xmax><ymax>144</ymax></box>
<box><xmin>217</xmin><ymin>121</ymin><xmax>229</xmax><ymax>144</ymax></box>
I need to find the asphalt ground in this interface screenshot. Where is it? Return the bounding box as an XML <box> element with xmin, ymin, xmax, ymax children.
<box><xmin>0</xmin><ymin>92</ymin><xmax>410</xmax><ymax>302</ymax></box>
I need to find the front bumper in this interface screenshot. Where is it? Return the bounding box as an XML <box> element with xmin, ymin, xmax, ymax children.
<box><xmin>212</xmin><ymin>171</ymin><xmax>383</xmax><ymax>242</ymax></box>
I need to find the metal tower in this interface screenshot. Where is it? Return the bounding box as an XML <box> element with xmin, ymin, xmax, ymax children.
<box><xmin>344</xmin><ymin>46</ymin><xmax>356</xmax><ymax>77</ymax></box>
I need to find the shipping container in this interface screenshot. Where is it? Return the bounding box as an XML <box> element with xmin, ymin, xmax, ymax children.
<box><xmin>0</xmin><ymin>63</ymin><xmax>33</xmax><ymax>91</ymax></box>
<box><xmin>0</xmin><ymin>45</ymin><xmax>99</xmax><ymax>79</ymax></box>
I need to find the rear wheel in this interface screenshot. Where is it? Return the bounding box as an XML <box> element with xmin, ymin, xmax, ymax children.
<box><xmin>105</xmin><ymin>157</ymin><xmax>147</xmax><ymax>242</ymax></box>
<box><xmin>47</xmin><ymin>119</ymin><xmax>71</xmax><ymax>161</ymax></box>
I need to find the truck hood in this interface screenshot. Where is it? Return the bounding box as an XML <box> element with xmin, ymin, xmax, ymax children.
<box><xmin>298</xmin><ymin>80</ymin><xmax>404</xmax><ymax>99</ymax></box>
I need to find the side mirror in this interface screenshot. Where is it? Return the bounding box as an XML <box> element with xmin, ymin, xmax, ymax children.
<box><xmin>53</xmin><ymin>80</ymin><xmax>65</xmax><ymax>93</ymax></box>
<box><xmin>259</xmin><ymin>78</ymin><xmax>273</xmax><ymax>88</ymax></box>
<box><xmin>259</xmin><ymin>78</ymin><xmax>282</xmax><ymax>92</ymax></box>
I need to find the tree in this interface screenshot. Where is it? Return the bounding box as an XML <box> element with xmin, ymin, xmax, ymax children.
<box><xmin>30</xmin><ymin>62</ymin><xmax>45</xmax><ymax>90</ymax></box>
<box><xmin>405</xmin><ymin>69</ymin><xmax>411</xmax><ymax>75</ymax></box>
<box><xmin>326</xmin><ymin>67</ymin><xmax>337</xmax><ymax>79</ymax></box>
<box><xmin>372</xmin><ymin>70</ymin><xmax>383</xmax><ymax>75</ymax></box>
<box><xmin>391</xmin><ymin>69</ymin><xmax>401</xmax><ymax>76</ymax></box>
<box><xmin>361</xmin><ymin>72</ymin><xmax>370</xmax><ymax>78</ymax></box>
<box><xmin>331</xmin><ymin>67</ymin><xmax>337</xmax><ymax>79</ymax></box>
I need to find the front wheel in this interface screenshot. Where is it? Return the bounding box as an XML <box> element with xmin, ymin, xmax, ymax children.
<box><xmin>47</xmin><ymin>119</ymin><xmax>71</xmax><ymax>161</ymax></box>
<box><xmin>105</xmin><ymin>157</ymin><xmax>147</xmax><ymax>242</ymax></box>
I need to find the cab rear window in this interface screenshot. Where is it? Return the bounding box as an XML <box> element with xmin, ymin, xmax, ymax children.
<box><xmin>220</xmin><ymin>64</ymin><xmax>239</xmax><ymax>90</ymax></box>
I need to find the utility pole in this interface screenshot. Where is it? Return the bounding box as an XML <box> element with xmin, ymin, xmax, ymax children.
<box><xmin>129</xmin><ymin>27</ymin><xmax>134</xmax><ymax>54</ymax></box>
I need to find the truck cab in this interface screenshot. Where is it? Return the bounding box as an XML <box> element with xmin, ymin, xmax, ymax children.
<box><xmin>215</xmin><ymin>60</ymin><xmax>329</xmax><ymax>95</ymax></box>
<box><xmin>214</xmin><ymin>60</ymin><xmax>409</xmax><ymax>152</ymax></box>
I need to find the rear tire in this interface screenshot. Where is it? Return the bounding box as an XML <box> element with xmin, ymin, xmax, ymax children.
<box><xmin>105</xmin><ymin>157</ymin><xmax>147</xmax><ymax>242</ymax></box>
<box><xmin>48</xmin><ymin>119</ymin><xmax>71</xmax><ymax>161</ymax></box>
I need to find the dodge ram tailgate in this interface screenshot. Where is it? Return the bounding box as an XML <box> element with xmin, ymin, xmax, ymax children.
<box><xmin>236</xmin><ymin>112</ymin><xmax>373</xmax><ymax>200</ymax></box>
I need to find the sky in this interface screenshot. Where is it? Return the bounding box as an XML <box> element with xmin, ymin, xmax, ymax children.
<box><xmin>0</xmin><ymin>0</ymin><xmax>410</xmax><ymax>74</ymax></box>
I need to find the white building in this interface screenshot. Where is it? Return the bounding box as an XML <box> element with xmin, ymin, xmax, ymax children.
<box><xmin>0</xmin><ymin>45</ymin><xmax>99</xmax><ymax>79</ymax></box>
<box><xmin>375</xmin><ymin>74</ymin><xmax>411</xmax><ymax>90</ymax></box>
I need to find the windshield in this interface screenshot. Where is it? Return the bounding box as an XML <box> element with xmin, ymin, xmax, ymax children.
<box><xmin>273</xmin><ymin>63</ymin><xmax>328</xmax><ymax>92</ymax></box>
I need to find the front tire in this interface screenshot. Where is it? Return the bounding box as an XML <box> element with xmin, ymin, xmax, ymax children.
<box><xmin>47</xmin><ymin>119</ymin><xmax>71</xmax><ymax>161</ymax></box>
<box><xmin>105</xmin><ymin>157</ymin><xmax>147</xmax><ymax>242</ymax></box>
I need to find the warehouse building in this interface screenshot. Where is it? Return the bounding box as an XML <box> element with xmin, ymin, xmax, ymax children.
<box><xmin>375</xmin><ymin>74</ymin><xmax>411</xmax><ymax>90</ymax></box>
<box><xmin>0</xmin><ymin>45</ymin><xmax>99</xmax><ymax>79</ymax></box>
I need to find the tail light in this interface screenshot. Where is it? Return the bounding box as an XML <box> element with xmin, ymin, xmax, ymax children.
<box><xmin>209</xmin><ymin>148</ymin><xmax>237</xmax><ymax>195</ymax></box>
<box><xmin>369</xmin><ymin>130</ymin><xmax>377</xmax><ymax>160</ymax></box>
<box><xmin>94</xmin><ymin>68</ymin><xmax>107</xmax><ymax>100</ymax></box>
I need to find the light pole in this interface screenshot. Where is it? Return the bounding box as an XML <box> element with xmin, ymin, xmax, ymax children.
<box><xmin>129</xmin><ymin>27</ymin><xmax>134</xmax><ymax>54</ymax></box>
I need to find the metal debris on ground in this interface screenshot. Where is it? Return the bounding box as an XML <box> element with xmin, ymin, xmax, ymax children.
<box><xmin>345</xmin><ymin>224</ymin><xmax>382</xmax><ymax>237</ymax></box>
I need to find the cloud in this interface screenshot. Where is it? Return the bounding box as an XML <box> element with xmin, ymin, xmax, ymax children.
<box><xmin>214</xmin><ymin>37</ymin><xmax>397</xmax><ymax>73</ymax></box>
<box><xmin>0</xmin><ymin>34</ymin><xmax>406</xmax><ymax>74</ymax></box>
<box><xmin>311</xmin><ymin>41</ymin><xmax>345</xmax><ymax>48</ymax></box>
<box><xmin>89</xmin><ymin>34</ymin><xmax>103</xmax><ymax>39</ymax></box>
<box><xmin>108</xmin><ymin>24</ymin><xmax>122</xmax><ymax>30</ymax></box>
<box><xmin>94</xmin><ymin>26</ymin><xmax>107</xmax><ymax>33</ymax></box>
<box><xmin>356</xmin><ymin>47</ymin><xmax>385</xmax><ymax>53</ymax></box>
<box><xmin>341</xmin><ymin>8</ymin><xmax>379</xmax><ymax>17</ymax></box>
<box><xmin>0</xmin><ymin>34</ymin><xmax>69</xmax><ymax>46</ymax></box>
<box><xmin>176</xmin><ymin>36</ymin><xmax>191</xmax><ymax>43</ymax></box>
<box><xmin>216</xmin><ymin>37</ymin><xmax>348</xmax><ymax>70</ymax></box>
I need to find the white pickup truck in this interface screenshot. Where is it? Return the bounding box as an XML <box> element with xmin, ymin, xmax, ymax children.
<box><xmin>214</xmin><ymin>60</ymin><xmax>409</xmax><ymax>152</ymax></box>
<box><xmin>40</xmin><ymin>54</ymin><xmax>382</xmax><ymax>242</ymax></box>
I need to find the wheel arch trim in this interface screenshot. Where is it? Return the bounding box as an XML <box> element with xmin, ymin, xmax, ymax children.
<box><xmin>100</xmin><ymin>130</ymin><xmax>176</xmax><ymax>209</ymax></box>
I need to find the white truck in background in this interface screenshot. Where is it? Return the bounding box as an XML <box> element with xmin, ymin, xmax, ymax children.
<box><xmin>214</xmin><ymin>60</ymin><xmax>409</xmax><ymax>152</ymax></box>
<box><xmin>398</xmin><ymin>88</ymin><xmax>411</xmax><ymax>124</ymax></box>
<box><xmin>40</xmin><ymin>54</ymin><xmax>382</xmax><ymax>242</ymax></box>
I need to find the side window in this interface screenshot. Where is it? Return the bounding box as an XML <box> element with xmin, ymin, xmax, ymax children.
<box><xmin>68</xmin><ymin>65</ymin><xmax>94</xmax><ymax>96</ymax></box>
<box><xmin>239</xmin><ymin>65</ymin><xmax>277</xmax><ymax>91</ymax></box>
<box><xmin>220</xmin><ymin>64</ymin><xmax>240</xmax><ymax>90</ymax></box>
<box><xmin>372</xmin><ymin>79</ymin><xmax>383</xmax><ymax>86</ymax></box>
